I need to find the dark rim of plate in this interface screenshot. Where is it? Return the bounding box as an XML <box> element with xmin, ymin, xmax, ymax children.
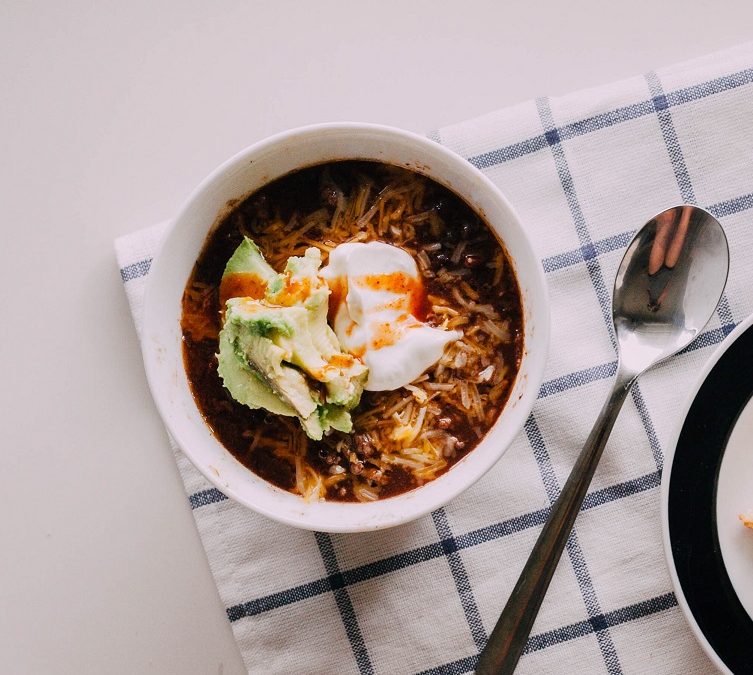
<box><xmin>668</xmin><ymin>320</ymin><xmax>753</xmax><ymax>674</ymax></box>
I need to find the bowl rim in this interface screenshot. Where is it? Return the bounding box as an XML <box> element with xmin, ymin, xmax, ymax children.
<box><xmin>142</xmin><ymin>121</ymin><xmax>550</xmax><ymax>532</ymax></box>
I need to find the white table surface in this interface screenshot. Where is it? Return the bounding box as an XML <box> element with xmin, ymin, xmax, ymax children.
<box><xmin>2</xmin><ymin>2</ymin><xmax>752</xmax><ymax>673</ymax></box>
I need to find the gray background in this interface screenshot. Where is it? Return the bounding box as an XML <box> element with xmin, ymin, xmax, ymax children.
<box><xmin>2</xmin><ymin>2</ymin><xmax>751</xmax><ymax>672</ymax></box>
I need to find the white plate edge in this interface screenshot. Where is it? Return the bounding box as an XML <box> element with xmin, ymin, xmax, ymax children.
<box><xmin>660</xmin><ymin>311</ymin><xmax>753</xmax><ymax>675</ymax></box>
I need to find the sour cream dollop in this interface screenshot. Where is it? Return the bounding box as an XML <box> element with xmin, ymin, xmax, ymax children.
<box><xmin>320</xmin><ymin>241</ymin><xmax>461</xmax><ymax>391</ymax></box>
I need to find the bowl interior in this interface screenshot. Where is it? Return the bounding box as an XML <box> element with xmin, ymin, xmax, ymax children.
<box><xmin>142</xmin><ymin>123</ymin><xmax>549</xmax><ymax>532</ymax></box>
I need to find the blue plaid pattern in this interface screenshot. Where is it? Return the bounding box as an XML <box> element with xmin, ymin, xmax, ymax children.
<box><xmin>116</xmin><ymin>43</ymin><xmax>753</xmax><ymax>674</ymax></box>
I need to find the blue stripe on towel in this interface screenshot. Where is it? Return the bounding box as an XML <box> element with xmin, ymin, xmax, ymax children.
<box><xmin>646</xmin><ymin>72</ymin><xmax>738</xmax><ymax>351</ymax></box>
<box><xmin>415</xmin><ymin>593</ymin><xmax>678</xmax><ymax>675</ymax></box>
<box><xmin>465</xmin><ymin>66</ymin><xmax>753</xmax><ymax>172</ymax></box>
<box><xmin>120</xmin><ymin>258</ymin><xmax>152</xmax><ymax>282</ymax></box>
<box><xmin>536</xmin><ymin>96</ymin><xmax>624</xmax><ymax>673</ymax></box>
<box><xmin>314</xmin><ymin>532</ymin><xmax>375</xmax><ymax>675</ymax></box>
<box><xmin>431</xmin><ymin>508</ymin><xmax>488</xmax><ymax>651</ymax></box>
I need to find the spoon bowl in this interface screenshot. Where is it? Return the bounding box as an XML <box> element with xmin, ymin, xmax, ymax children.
<box><xmin>614</xmin><ymin>205</ymin><xmax>729</xmax><ymax>376</ymax></box>
<box><xmin>476</xmin><ymin>205</ymin><xmax>729</xmax><ymax>675</ymax></box>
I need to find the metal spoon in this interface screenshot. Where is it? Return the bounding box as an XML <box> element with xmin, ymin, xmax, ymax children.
<box><xmin>475</xmin><ymin>205</ymin><xmax>729</xmax><ymax>674</ymax></box>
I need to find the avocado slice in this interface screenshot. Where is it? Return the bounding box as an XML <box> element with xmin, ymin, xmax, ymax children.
<box><xmin>227</xmin><ymin>300</ymin><xmax>326</xmax><ymax>379</ymax></box>
<box><xmin>219</xmin><ymin>316</ymin><xmax>328</xmax><ymax>438</ymax></box>
<box><xmin>219</xmin><ymin>237</ymin><xmax>278</xmax><ymax>308</ymax></box>
<box><xmin>223</xmin><ymin>237</ymin><xmax>277</xmax><ymax>280</ymax></box>
<box><xmin>319</xmin><ymin>404</ymin><xmax>353</xmax><ymax>434</ymax></box>
<box><xmin>216</xmin><ymin>240</ymin><xmax>368</xmax><ymax>440</ymax></box>
<box><xmin>231</xmin><ymin>326</ymin><xmax>318</xmax><ymax>420</ymax></box>
<box><xmin>216</xmin><ymin>331</ymin><xmax>297</xmax><ymax>417</ymax></box>
<box><xmin>266</xmin><ymin>248</ymin><xmax>368</xmax><ymax>408</ymax></box>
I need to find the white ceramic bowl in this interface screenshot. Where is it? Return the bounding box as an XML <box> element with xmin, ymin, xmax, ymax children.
<box><xmin>142</xmin><ymin>122</ymin><xmax>549</xmax><ymax>532</ymax></box>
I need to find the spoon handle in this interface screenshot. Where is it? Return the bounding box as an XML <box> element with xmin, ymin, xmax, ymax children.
<box><xmin>475</xmin><ymin>367</ymin><xmax>635</xmax><ymax>675</ymax></box>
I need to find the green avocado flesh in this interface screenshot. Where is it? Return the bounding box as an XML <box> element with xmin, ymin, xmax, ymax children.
<box><xmin>216</xmin><ymin>237</ymin><xmax>368</xmax><ymax>440</ymax></box>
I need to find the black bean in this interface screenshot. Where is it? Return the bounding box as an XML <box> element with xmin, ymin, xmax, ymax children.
<box><xmin>434</xmin><ymin>252</ymin><xmax>450</xmax><ymax>265</ymax></box>
<box><xmin>355</xmin><ymin>433</ymin><xmax>375</xmax><ymax>457</ymax></box>
<box><xmin>444</xmin><ymin>226</ymin><xmax>460</xmax><ymax>243</ymax></box>
<box><xmin>252</xmin><ymin>194</ymin><xmax>270</xmax><ymax>218</ymax></box>
<box><xmin>321</xmin><ymin>186</ymin><xmax>339</xmax><ymax>206</ymax></box>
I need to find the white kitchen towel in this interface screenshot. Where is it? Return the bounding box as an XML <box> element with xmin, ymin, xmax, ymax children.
<box><xmin>116</xmin><ymin>42</ymin><xmax>753</xmax><ymax>674</ymax></box>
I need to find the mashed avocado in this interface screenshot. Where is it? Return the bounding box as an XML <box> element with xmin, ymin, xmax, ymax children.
<box><xmin>217</xmin><ymin>237</ymin><xmax>368</xmax><ymax>440</ymax></box>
